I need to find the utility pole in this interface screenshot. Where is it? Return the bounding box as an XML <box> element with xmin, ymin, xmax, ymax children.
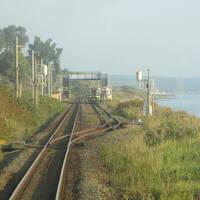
<box><xmin>34</xmin><ymin>60</ymin><xmax>38</xmax><ymax>108</ymax></box>
<box><xmin>31</xmin><ymin>50</ymin><xmax>35</xmax><ymax>101</ymax></box>
<box><xmin>34</xmin><ymin>78</ymin><xmax>38</xmax><ymax>108</ymax></box>
<box><xmin>15</xmin><ymin>36</ymin><xmax>19</xmax><ymax>98</ymax></box>
<box><xmin>31</xmin><ymin>50</ymin><xmax>40</xmax><ymax>107</ymax></box>
<box><xmin>15</xmin><ymin>35</ymin><xmax>24</xmax><ymax>99</ymax></box>
<box><xmin>147</xmin><ymin>68</ymin><xmax>151</xmax><ymax>116</ymax></box>
<box><xmin>19</xmin><ymin>82</ymin><xmax>22</xmax><ymax>99</ymax></box>
<box><xmin>50</xmin><ymin>67</ymin><xmax>53</xmax><ymax>96</ymax></box>
<box><xmin>41</xmin><ymin>58</ymin><xmax>44</xmax><ymax>96</ymax></box>
<box><xmin>48</xmin><ymin>64</ymin><xmax>51</xmax><ymax>96</ymax></box>
<box><xmin>136</xmin><ymin>68</ymin><xmax>153</xmax><ymax>116</ymax></box>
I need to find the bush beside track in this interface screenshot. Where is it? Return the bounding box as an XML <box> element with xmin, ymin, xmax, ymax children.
<box><xmin>101</xmin><ymin>97</ymin><xmax>200</xmax><ymax>199</ymax></box>
<box><xmin>0</xmin><ymin>86</ymin><xmax>65</xmax><ymax>160</ymax></box>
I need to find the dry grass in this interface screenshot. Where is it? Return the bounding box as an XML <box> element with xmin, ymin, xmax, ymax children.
<box><xmin>101</xmin><ymin>98</ymin><xmax>200</xmax><ymax>199</ymax></box>
<box><xmin>101</xmin><ymin>126</ymin><xmax>200</xmax><ymax>199</ymax></box>
<box><xmin>0</xmin><ymin>86</ymin><xmax>65</xmax><ymax>142</ymax></box>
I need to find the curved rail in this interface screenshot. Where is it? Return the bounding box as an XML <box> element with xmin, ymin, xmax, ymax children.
<box><xmin>9</xmin><ymin>104</ymin><xmax>76</xmax><ymax>200</ymax></box>
<box><xmin>9</xmin><ymin>100</ymin><xmax>122</xmax><ymax>200</ymax></box>
<box><xmin>55</xmin><ymin>102</ymin><xmax>122</xmax><ymax>199</ymax></box>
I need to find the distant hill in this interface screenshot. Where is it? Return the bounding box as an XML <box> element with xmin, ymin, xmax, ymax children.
<box><xmin>110</xmin><ymin>75</ymin><xmax>200</xmax><ymax>94</ymax></box>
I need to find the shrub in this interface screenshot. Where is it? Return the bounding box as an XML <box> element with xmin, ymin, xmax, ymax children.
<box><xmin>0</xmin><ymin>87</ymin><xmax>65</xmax><ymax>142</ymax></box>
<box><xmin>102</xmin><ymin>99</ymin><xmax>200</xmax><ymax>199</ymax></box>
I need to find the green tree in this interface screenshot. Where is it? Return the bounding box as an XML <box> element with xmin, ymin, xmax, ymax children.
<box><xmin>29</xmin><ymin>37</ymin><xmax>63</xmax><ymax>74</ymax></box>
<box><xmin>0</xmin><ymin>29</ymin><xmax>5</xmax><ymax>50</ymax></box>
<box><xmin>1</xmin><ymin>25</ymin><xmax>29</xmax><ymax>48</ymax></box>
<box><xmin>0</xmin><ymin>25</ymin><xmax>29</xmax><ymax>82</ymax></box>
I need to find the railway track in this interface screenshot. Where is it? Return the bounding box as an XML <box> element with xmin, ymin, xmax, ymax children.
<box><xmin>8</xmin><ymin>100</ymin><xmax>121</xmax><ymax>200</ymax></box>
<box><xmin>55</xmin><ymin>103</ymin><xmax>122</xmax><ymax>200</ymax></box>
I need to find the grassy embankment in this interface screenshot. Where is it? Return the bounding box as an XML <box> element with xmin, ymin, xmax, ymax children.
<box><xmin>101</xmin><ymin>87</ymin><xmax>200</xmax><ymax>199</ymax></box>
<box><xmin>112</xmin><ymin>86</ymin><xmax>144</xmax><ymax>101</ymax></box>
<box><xmin>0</xmin><ymin>86</ymin><xmax>65</xmax><ymax>160</ymax></box>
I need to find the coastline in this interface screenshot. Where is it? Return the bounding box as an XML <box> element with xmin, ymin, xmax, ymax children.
<box><xmin>156</xmin><ymin>94</ymin><xmax>200</xmax><ymax>117</ymax></box>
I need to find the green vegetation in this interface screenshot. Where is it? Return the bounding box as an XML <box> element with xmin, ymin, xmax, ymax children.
<box><xmin>112</xmin><ymin>86</ymin><xmax>144</xmax><ymax>101</ymax></box>
<box><xmin>0</xmin><ymin>86</ymin><xmax>65</xmax><ymax>143</ymax></box>
<box><xmin>70</xmin><ymin>80</ymin><xmax>90</xmax><ymax>99</ymax></box>
<box><xmin>107</xmin><ymin>99</ymin><xmax>144</xmax><ymax>120</ymax></box>
<box><xmin>0</xmin><ymin>25</ymin><xmax>65</xmax><ymax>162</ymax></box>
<box><xmin>29</xmin><ymin>36</ymin><xmax>63</xmax><ymax>74</ymax></box>
<box><xmin>0</xmin><ymin>25</ymin><xmax>62</xmax><ymax>84</ymax></box>
<box><xmin>101</xmin><ymin>97</ymin><xmax>200</xmax><ymax>199</ymax></box>
<box><xmin>106</xmin><ymin>86</ymin><xmax>145</xmax><ymax>120</ymax></box>
<box><xmin>144</xmin><ymin>107</ymin><xmax>200</xmax><ymax>145</ymax></box>
<box><xmin>0</xmin><ymin>25</ymin><xmax>29</xmax><ymax>81</ymax></box>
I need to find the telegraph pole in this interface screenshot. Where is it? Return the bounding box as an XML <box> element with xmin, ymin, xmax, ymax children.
<box><xmin>41</xmin><ymin>58</ymin><xmax>44</xmax><ymax>96</ymax></box>
<box><xmin>34</xmin><ymin>79</ymin><xmax>38</xmax><ymax>108</ymax></box>
<box><xmin>48</xmin><ymin>65</ymin><xmax>51</xmax><ymax>96</ymax></box>
<box><xmin>15</xmin><ymin>36</ymin><xmax>19</xmax><ymax>98</ymax></box>
<box><xmin>136</xmin><ymin>68</ymin><xmax>153</xmax><ymax>116</ymax></box>
<box><xmin>15</xmin><ymin>35</ymin><xmax>24</xmax><ymax>99</ymax></box>
<box><xmin>31</xmin><ymin>50</ymin><xmax>39</xmax><ymax>106</ymax></box>
<box><xmin>31</xmin><ymin>50</ymin><xmax>35</xmax><ymax>101</ymax></box>
<box><xmin>19</xmin><ymin>82</ymin><xmax>22</xmax><ymax>98</ymax></box>
<box><xmin>50</xmin><ymin>67</ymin><xmax>53</xmax><ymax>96</ymax></box>
<box><xmin>147</xmin><ymin>68</ymin><xmax>151</xmax><ymax>116</ymax></box>
<box><xmin>34</xmin><ymin>60</ymin><xmax>38</xmax><ymax>108</ymax></box>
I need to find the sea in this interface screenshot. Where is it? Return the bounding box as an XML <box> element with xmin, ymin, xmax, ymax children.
<box><xmin>157</xmin><ymin>95</ymin><xmax>200</xmax><ymax>117</ymax></box>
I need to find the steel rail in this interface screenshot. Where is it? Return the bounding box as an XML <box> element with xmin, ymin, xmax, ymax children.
<box><xmin>55</xmin><ymin>101</ymin><xmax>113</xmax><ymax>200</ymax></box>
<box><xmin>9</xmin><ymin>104</ymin><xmax>75</xmax><ymax>200</ymax></box>
<box><xmin>55</xmin><ymin>101</ymin><xmax>80</xmax><ymax>200</ymax></box>
<box><xmin>54</xmin><ymin>102</ymin><xmax>121</xmax><ymax>200</ymax></box>
<box><xmin>9</xmin><ymin>100</ymin><xmax>121</xmax><ymax>200</ymax></box>
<box><xmin>71</xmin><ymin>126</ymin><xmax>111</xmax><ymax>144</ymax></box>
<box><xmin>70</xmin><ymin>113</ymin><xmax>121</xmax><ymax>145</ymax></box>
<box><xmin>69</xmin><ymin>103</ymin><xmax>122</xmax><ymax>145</ymax></box>
<box><xmin>96</xmin><ymin>104</ymin><xmax>121</xmax><ymax>125</ymax></box>
<box><xmin>50</xmin><ymin>122</ymin><xmax>108</xmax><ymax>145</ymax></box>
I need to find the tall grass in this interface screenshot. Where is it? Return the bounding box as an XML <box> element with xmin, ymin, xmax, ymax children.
<box><xmin>144</xmin><ymin>107</ymin><xmax>200</xmax><ymax>145</ymax></box>
<box><xmin>0</xmin><ymin>86</ymin><xmax>65</xmax><ymax>142</ymax></box>
<box><xmin>107</xmin><ymin>99</ymin><xmax>144</xmax><ymax>120</ymax></box>
<box><xmin>101</xmin><ymin>100</ymin><xmax>200</xmax><ymax>199</ymax></box>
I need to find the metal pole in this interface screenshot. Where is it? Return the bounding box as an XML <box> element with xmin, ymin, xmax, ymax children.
<box><xmin>147</xmin><ymin>68</ymin><xmax>151</xmax><ymax>116</ymax></box>
<box><xmin>41</xmin><ymin>58</ymin><xmax>44</xmax><ymax>96</ymax></box>
<box><xmin>41</xmin><ymin>74</ymin><xmax>44</xmax><ymax>96</ymax></box>
<box><xmin>32</xmin><ymin>50</ymin><xmax>35</xmax><ymax>101</ymax></box>
<box><xmin>34</xmin><ymin>60</ymin><xmax>38</xmax><ymax>108</ymax></box>
<box><xmin>48</xmin><ymin>65</ymin><xmax>51</xmax><ymax>96</ymax></box>
<box><xmin>15</xmin><ymin>36</ymin><xmax>19</xmax><ymax>98</ymax></box>
<box><xmin>35</xmin><ymin>78</ymin><xmax>38</xmax><ymax>108</ymax></box>
<box><xmin>19</xmin><ymin>82</ymin><xmax>22</xmax><ymax>98</ymax></box>
<box><xmin>50</xmin><ymin>67</ymin><xmax>52</xmax><ymax>96</ymax></box>
<box><xmin>99</xmin><ymin>73</ymin><xmax>102</xmax><ymax>101</ymax></box>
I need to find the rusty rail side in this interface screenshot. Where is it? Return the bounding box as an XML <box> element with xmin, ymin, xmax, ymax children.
<box><xmin>55</xmin><ymin>102</ymin><xmax>80</xmax><ymax>200</ymax></box>
<box><xmin>9</xmin><ymin>104</ymin><xmax>75</xmax><ymax>200</ymax></box>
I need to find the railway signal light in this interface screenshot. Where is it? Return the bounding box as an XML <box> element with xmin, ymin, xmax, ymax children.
<box><xmin>136</xmin><ymin>68</ymin><xmax>153</xmax><ymax>116</ymax></box>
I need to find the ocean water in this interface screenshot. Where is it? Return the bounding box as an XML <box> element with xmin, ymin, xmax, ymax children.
<box><xmin>157</xmin><ymin>95</ymin><xmax>200</xmax><ymax>117</ymax></box>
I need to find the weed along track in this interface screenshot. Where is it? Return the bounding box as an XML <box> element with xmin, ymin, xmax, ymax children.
<box><xmin>59</xmin><ymin>103</ymin><xmax>122</xmax><ymax>200</ymax></box>
<box><xmin>9</xmin><ymin>101</ymin><xmax>79</xmax><ymax>200</ymax></box>
<box><xmin>1</xmin><ymin>13</ymin><xmax>199</xmax><ymax>200</ymax></box>
<box><xmin>6</xmin><ymin>100</ymin><xmax>122</xmax><ymax>200</ymax></box>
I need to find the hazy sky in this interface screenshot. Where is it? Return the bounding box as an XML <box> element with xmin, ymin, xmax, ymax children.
<box><xmin>1</xmin><ymin>0</ymin><xmax>200</xmax><ymax>77</ymax></box>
